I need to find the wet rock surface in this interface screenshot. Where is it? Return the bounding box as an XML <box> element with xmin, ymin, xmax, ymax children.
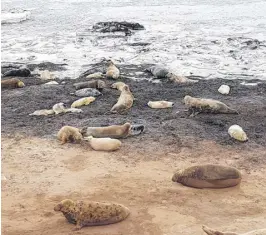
<box><xmin>92</xmin><ymin>21</ymin><xmax>145</xmax><ymax>34</ymax></box>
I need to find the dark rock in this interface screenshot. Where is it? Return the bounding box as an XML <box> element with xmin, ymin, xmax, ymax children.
<box><xmin>3</xmin><ymin>68</ymin><xmax>31</xmax><ymax>77</ymax></box>
<box><xmin>92</xmin><ymin>21</ymin><xmax>145</xmax><ymax>34</ymax></box>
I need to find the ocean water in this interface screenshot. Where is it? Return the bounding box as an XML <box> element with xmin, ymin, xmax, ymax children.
<box><xmin>1</xmin><ymin>0</ymin><xmax>266</xmax><ymax>80</ymax></box>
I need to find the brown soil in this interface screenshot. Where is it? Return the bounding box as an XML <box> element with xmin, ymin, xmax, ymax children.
<box><xmin>2</xmin><ymin>63</ymin><xmax>266</xmax><ymax>234</ymax></box>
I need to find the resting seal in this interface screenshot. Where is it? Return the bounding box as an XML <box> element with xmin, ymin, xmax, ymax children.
<box><xmin>54</xmin><ymin>199</ymin><xmax>130</xmax><ymax>230</ymax></box>
<box><xmin>57</xmin><ymin>126</ymin><xmax>83</xmax><ymax>144</ymax></box>
<box><xmin>146</xmin><ymin>65</ymin><xmax>169</xmax><ymax>79</ymax></box>
<box><xmin>111</xmin><ymin>85</ymin><xmax>134</xmax><ymax>113</ymax></box>
<box><xmin>106</xmin><ymin>60</ymin><xmax>120</xmax><ymax>79</ymax></box>
<box><xmin>52</xmin><ymin>103</ymin><xmax>67</xmax><ymax>115</ymax></box>
<box><xmin>166</xmin><ymin>73</ymin><xmax>198</xmax><ymax>83</ymax></box>
<box><xmin>172</xmin><ymin>164</ymin><xmax>242</xmax><ymax>189</ymax></box>
<box><xmin>73</xmin><ymin>80</ymin><xmax>106</xmax><ymax>91</ymax></box>
<box><xmin>228</xmin><ymin>125</ymin><xmax>248</xmax><ymax>142</ymax></box>
<box><xmin>29</xmin><ymin>109</ymin><xmax>55</xmax><ymax>116</ymax></box>
<box><xmin>1</xmin><ymin>78</ymin><xmax>25</xmax><ymax>89</ymax></box>
<box><xmin>148</xmin><ymin>101</ymin><xmax>174</xmax><ymax>109</ymax></box>
<box><xmin>73</xmin><ymin>88</ymin><xmax>102</xmax><ymax>97</ymax></box>
<box><xmin>3</xmin><ymin>68</ymin><xmax>31</xmax><ymax>77</ymax></box>
<box><xmin>111</xmin><ymin>82</ymin><xmax>126</xmax><ymax>91</ymax></box>
<box><xmin>85</xmin><ymin>136</ymin><xmax>122</xmax><ymax>151</ymax></box>
<box><xmin>71</xmin><ymin>97</ymin><xmax>95</xmax><ymax>108</ymax></box>
<box><xmin>81</xmin><ymin>122</ymin><xmax>131</xmax><ymax>138</ymax></box>
<box><xmin>202</xmin><ymin>225</ymin><xmax>266</xmax><ymax>235</ymax></box>
<box><xmin>184</xmin><ymin>95</ymin><xmax>238</xmax><ymax>116</ymax></box>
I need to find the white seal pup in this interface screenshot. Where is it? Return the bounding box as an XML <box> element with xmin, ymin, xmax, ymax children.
<box><xmin>71</xmin><ymin>97</ymin><xmax>96</xmax><ymax>108</ymax></box>
<box><xmin>148</xmin><ymin>101</ymin><xmax>174</xmax><ymax>109</ymax></box>
<box><xmin>106</xmin><ymin>60</ymin><xmax>120</xmax><ymax>79</ymax></box>
<box><xmin>84</xmin><ymin>136</ymin><xmax>122</xmax><ymax>151</ymax></box>
<box><xmin>111</xmin><ymin>85</ymin><xmax>134</xmax><ymax>113</ymax></box>
<box><xmin>202</xmin><ymin>225</ymin><xmax>266</xmax><ymax>235</ymax></box>
<box><xmin>172</xmin><ymin>164</ymin><xmax>242</xmax><ymax>189</ymax></box>
<box><xmin>111</xmin><ymin>82</ymin><xmax>126</xmax><ymax>91</ymax></box>
<box><xmin>73</xmin><ymin>88</ymin><xmax>102</xmax><ymax>97</ymax></box>
<box><xmin>65</xmin><ymin>108</ymin><xmax>83</xmax><ymax>113</ymax></box>
<box><xmin>29</xmin><ymin>109</ymin><xmax>55</xmax><ymax>116</ymax></box>
<box><xmin>228</xmin><ymin>125</ymin><xmax>248</xmax><ymax>142</ymax></box>
<box><xmin>40</xmin><ymin>70</ymin><xmax>55</xmax><ymax>80</ymax></box>
<box><xmin>218</xmin><ymin>85</ymin><xmax>230</xmax><ymax>95</ymax></box>
<box><xmin>184</xmin><ymin>95</ymin><xmax>238</xmax><ymax>116</ymax></box>
<box><xmin>53</xmin><ymin>103</ymin><xmax>67</xmax><ymax>115</ymax></box>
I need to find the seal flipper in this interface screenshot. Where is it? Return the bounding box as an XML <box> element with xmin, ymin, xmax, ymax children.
<box><xmin>130</xmin><ymin>125</ymin><xmax>145</xmax><ymax>136</ymax></box>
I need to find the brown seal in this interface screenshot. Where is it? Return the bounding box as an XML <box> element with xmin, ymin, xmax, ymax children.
<box><xmin>172</xmin><ymin>164</ymin><xmax>242</xmax><ymax>189</ymax></box>
<box><xmin>184</xmin><ymin>95</ymin><xmax>239</xmax><ymax>116</ymax></box>
<box><xmin>111</xmin><ymin>85</ymin><xmax>134</xmax><ymax>113</ymax></box>
<box><xmin>54</xmin><ymin>199</ymin><xmax>130</xmax><ymax>230</ymax></box>
<box><xmin>73</xmin><ymin>80</ymin><xmax>106</xmax><ymax>91</ymax></box>
<box><xmin>1</xmin><ymin>78</ymin><xmax>25</xmax><ymax>89</ymax></box>
<box><xmin>80</xmin><ymin>122</ymin><xmax>131</xmax><ymax>139</ymax></box>
<box><xmin>57</xmin><ymin>126</ymin><xmax>83</xmax><ymax>144</ymax></box>
<box><xmin>202</xmin><ymin>225</ymin><xmax>266</xmax><ymax>235</ymax></box>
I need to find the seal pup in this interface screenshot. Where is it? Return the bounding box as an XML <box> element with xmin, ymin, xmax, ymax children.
<box><xmin>228</xmin><ymin>125</ymin><xmax>248</xmax><ymax>142</ymax></box>
<box><xmin>172</xmin><ymin>164</ymin><xmax>242</xmax><ymax>189</ymax></box>
<box><xmin>148</xmin><ymin>101</ymin><xmax>174</xmax><ymax>109</ymax></box>
<box><xmin>1</xmin><ymin>78</ymin><xmax>25</xmax><ymax>89</ymax></box>
<box><xmin>202</xmin><ymin>225</ymin><xmax>266</xmax><ymax>235</ymax></box>
<box><xmin>184</xmin><ymin>95</ymin><xmax>238</xmax><ymax>116</ymax></box>
<box><xmin>73</xmin><ymin>88</ymin><xmax>102</xmax><ymax>97</ymax></box>
<box><xmin>106</xmin><ymin>60</ymin><xmax>120</xmax><ymax>79</ymax></box>
<box><xmin>218</xmin><ymin>85</ymin><xmax>230</xmax><ymax>95</ymax></box>
<box><xmin>84</xmin><ymin>136</ymin><xmax>122</xmax><ymax>151</ymax></box>
<box><xmin>73</xmin><ymin>80</ymin><xmax>106</xmax><ymax>91</ymax></box>
<box><xmin>111</xmin><ymin>82</ymin><xmax>126</xmax><ymax>91</ymax></box>
<box><xmin>71</xmin><ymin>97</ymin><xmax>95</xmax><ymax>108</ymax></box>
<box><xmin>146</xmin><ymin>65</ymin><xmax>169</xmax><ymax>79</ymax></box>
<box><xmin>57</xmin><ymin>126</ymin><xmax>83</xmax><ymax>144</ymax></box>
<box><xmin>54</xmin><ymin>199</ymin><xmax>130</xmax><ymax>230</ymax></box>
<box><xmin>111</xmin><ymin>85</ymin><xmax>134</xmax><ymax>113</ymax></box>
<box><xmin>65</xmin><ymin>108</ymin><xmax>83</xmax><ymax>113</ymax></box>
<box><xmin>166</xmin><ymin>73</ymin><xmax>198</xmax><ymax>84</ymax></box>
<box><xmin>29</xmin><ymin>109</ymin><xmax>55</xmax><ymax>116</ymax></box>
<box><xmin>3</xmin><ymin>68</ymin><xmax>31</xmax><ymax>77</ymax></box>
<box><xmin>52</xmin><ymin>103</ymin><xmax>67</xmax><ymax>115</ymax></box>
<box><xmin>81</xmin><ymin>122</ymin><xmax>132</xmax><ymax>139</ymax></box>
<box><xmin>86</xmin><ymin>72</ymin><xmax>104</xmax><ymax>79</ymax></box>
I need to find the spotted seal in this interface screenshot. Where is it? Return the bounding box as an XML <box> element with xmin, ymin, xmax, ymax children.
<box><xmin>54</xmin><ymin>199</ymin><xmax>130</xmax><ymax>230</ymax></box>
